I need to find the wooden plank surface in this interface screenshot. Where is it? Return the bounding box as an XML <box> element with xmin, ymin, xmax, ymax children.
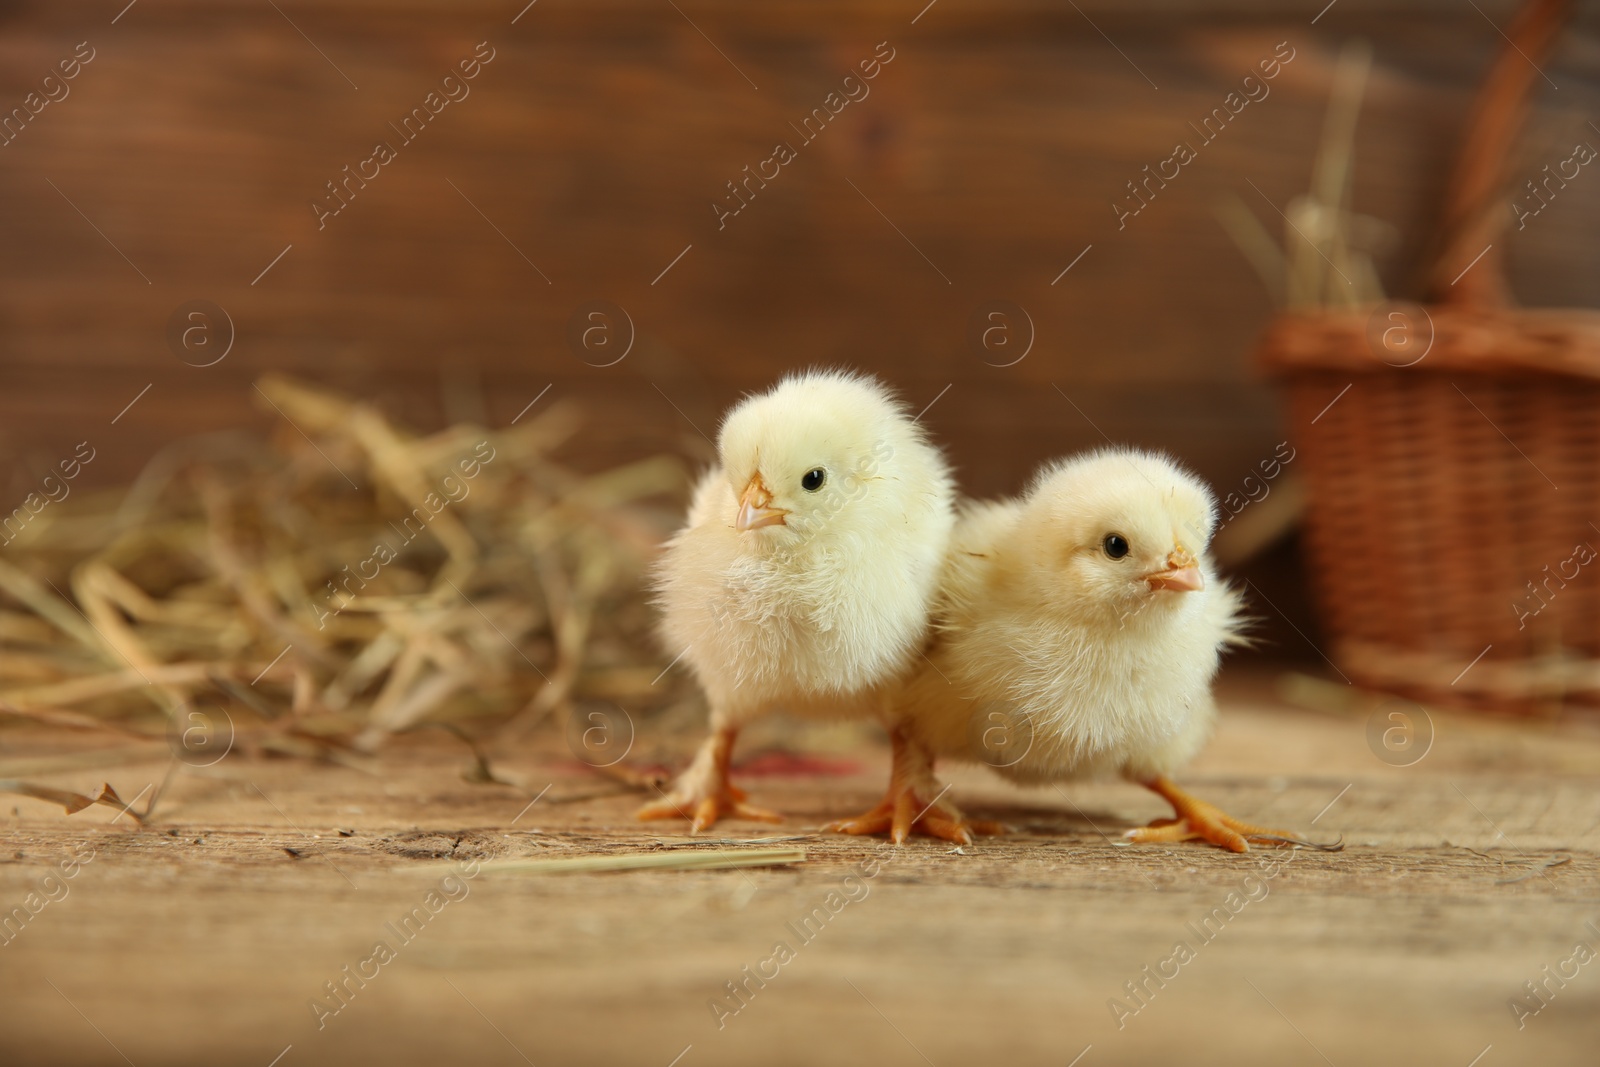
<box><xmin>1</xmin><ymin>669</ymin><xmax>1597</xmax><ymax>1065</ymax></box>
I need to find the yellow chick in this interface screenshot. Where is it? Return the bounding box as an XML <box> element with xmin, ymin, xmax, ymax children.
<box><xmin>639</xmin><ymin>370</ymin><xmax>956</xmax><ymax>831</ymax></box>
<box><xmin>832</xmin><ymin>448</ymin><xmax>1314</xmax><ymax>852</ymax></box>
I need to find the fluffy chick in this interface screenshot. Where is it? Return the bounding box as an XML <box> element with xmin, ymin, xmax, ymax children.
<box><xmin>639</xmin><ymin>370</ymin><xmax>955</xmax><ymax>831</ymax></box>
<box><xmin>834</xmin><ymin>448</ymin><xmax>1320</xmax><ymax>852</ymax></box>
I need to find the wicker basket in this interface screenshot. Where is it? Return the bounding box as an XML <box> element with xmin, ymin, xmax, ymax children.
<box><xmin>1260</xmin><ymin>308</ymin><xmax>1600</xmax><ymax>711</ymax></box>
<box><xmin>1257</xmin><ymin>0</ymin><xmax>1600</xmax><ymax>712</ymax></box>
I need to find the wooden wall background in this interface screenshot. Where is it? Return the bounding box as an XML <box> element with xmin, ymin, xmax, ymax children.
<box><xmin>1</xmin><ymin>0</ymin><xmax>1598</xmax><ymax>656</ymax></box>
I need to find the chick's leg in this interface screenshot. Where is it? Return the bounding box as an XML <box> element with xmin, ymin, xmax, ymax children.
<box><xmin>636</xmin><ymin>724</ymin><xmax>782</xmax><ymax>832</ymax></box>
<box><xmin>1126</xmin><ymin>776</ymin><xmax>1299</xmax><ymax>853</ymax></box>
<box><xmin>825</xmin><ymin>727</ymin><xmax>1005</xmax><ymax>846</ymax></box>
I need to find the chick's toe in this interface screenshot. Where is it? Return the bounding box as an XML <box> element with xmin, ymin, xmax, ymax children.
<box><xmin>1124</xmin><ymin>776</ymin><xmax>1309</xmax><ymax>853</ymax></box>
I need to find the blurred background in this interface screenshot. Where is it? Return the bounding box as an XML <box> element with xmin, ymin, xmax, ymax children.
<box><xmin>0</xmin><ymin>0</ymin><xmax>1597</xmax><ymax>671</ymax></box>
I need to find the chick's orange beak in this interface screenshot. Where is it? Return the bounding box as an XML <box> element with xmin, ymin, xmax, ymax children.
<box><xmin>735</xmin><ymin>474</ymin><xmax>788</xmax><ymax>531</ymax></box>
<box><xmin>1145</xmin><ymin>546</ymin><xmax>1204</xmax><ymax>592</ymax></box>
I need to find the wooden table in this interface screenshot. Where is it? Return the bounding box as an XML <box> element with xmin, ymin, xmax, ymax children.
<box><xmin>1</xmin><ymin>670</ymin><xmax>1597</xmax><ymax>1066</ymax></box>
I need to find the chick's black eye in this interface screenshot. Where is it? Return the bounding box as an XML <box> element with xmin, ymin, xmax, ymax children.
<box><xmin>801</xmin><ymin>468</ymin><xmax>826</xmax><ymax>492</ymax></box>
<box><xmin>1103</xmin><ymin>534</ymin><xmax>1130</xmax><ymax>560</ymax></box>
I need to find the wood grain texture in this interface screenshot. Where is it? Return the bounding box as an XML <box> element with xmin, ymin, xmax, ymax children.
<box><xmin>0</xmin><ymin>670</ymin><xmax>1596</xmax><ymax>1065</ymax></box>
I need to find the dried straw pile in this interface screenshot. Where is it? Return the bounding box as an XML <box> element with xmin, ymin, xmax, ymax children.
<box><xmin>0</xmin><ymin>375</ymin><xmax>691</xmax><ymax>770</ymax></box>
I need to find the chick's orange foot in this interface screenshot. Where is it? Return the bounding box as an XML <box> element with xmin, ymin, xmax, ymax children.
<box><xmin>825</xmin><ymin>726</ymin><xmax>1005</xmax><ymax>845</ymax></box>
<box><xmin>636</xmin><ymin>782</ymin><xmax>782</xmax><ymax>832</ymax></box>
<box><xmin>825</xmin><ymin>790</ymin><xmax>1005</xmax><ymax>846</ymax></box>
<box><xmin>1124</xmin><ymin>776</ymin><xmax>1321</xmax><ymax>853</ymax></box>
<box><xmin>1124</xmin><ymin>809</ymin><xmax>1296</xmax><ymax>853</ymax></box>
<box><xmin>634</xmin><ymin>724</ymin><xmax>782</xmax><ymax>832</ymax></box>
